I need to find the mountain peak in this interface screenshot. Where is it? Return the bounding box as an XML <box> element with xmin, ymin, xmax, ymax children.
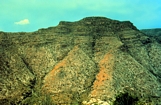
<box><xmin>38</xmin><ymin>16</ymin><xmax>138</xmax><ymax>34</ymax></box>
<box><xmin>1</xmin><ymin>17</ymin><xmax>161</xmax><ymax>104</ymax></box>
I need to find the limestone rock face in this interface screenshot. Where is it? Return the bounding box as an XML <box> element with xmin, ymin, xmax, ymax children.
<box><xmin>0</xmin><ymin>17</ymin><xmax>161</xmax><ymax>104</ymax></box>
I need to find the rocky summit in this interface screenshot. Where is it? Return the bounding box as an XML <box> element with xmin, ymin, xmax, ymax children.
<box><xmin>0</xmin><ymin>17</ymin><xmax>161</xmax><ymax>105</ymax></box>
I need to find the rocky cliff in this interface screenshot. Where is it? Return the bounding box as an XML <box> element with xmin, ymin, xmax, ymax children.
<box><xmin>0</xmin><ymin>17</ymin><xmax>161</xmax><ymax>105</ymax></box>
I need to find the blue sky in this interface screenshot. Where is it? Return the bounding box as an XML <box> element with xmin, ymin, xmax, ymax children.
<box><xmin>0</xmin><ymin>0</ymin><xmax>161</xmax><ymax>32</ymax></box>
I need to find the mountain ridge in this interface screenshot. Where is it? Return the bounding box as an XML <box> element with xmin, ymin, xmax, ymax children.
<box><xmin>0</xmin><ymin>17</ymin><xmax>161</xmax><ymax>104</ymax></box>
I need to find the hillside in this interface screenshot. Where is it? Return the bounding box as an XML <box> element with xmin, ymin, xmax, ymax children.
<box><xmin>141</xmin><ymin>28</ymin><xmax>161</xmax><ymax>44</ymax></box>
<box><xmin>141</xmin><ymin>28</ymin><xmax>161</xmax><ymax>36</ymax></box>
<box><xmin>0</xmin><ymin>17</ymin><xmax>161</xmax><ymax>105</ymax></box>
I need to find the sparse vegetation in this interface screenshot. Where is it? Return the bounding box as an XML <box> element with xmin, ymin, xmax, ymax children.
<box><xmin>21</xmin><ymin>76</ymin><xmax>55</xmax><ymax>105</ymax></box>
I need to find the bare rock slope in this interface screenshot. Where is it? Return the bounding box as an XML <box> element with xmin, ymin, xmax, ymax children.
<box><xmin>0</xmin><ymin>17</ymin><xmax>161</xmax><ymax>104</ymax></box>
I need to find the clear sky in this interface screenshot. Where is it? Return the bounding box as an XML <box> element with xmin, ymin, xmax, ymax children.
<box><xmin>0</xmin><ymin>0</ymin><xmax>161</xmax><ymax>32</ymax></box>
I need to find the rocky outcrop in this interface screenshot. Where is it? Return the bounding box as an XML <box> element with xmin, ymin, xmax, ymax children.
<box><xmin>0</xmin><ymin>17</ymin><xmax>161</xmax><ymax>104</ymax></box>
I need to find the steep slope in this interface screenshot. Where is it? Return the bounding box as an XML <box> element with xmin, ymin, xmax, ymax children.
<box><xmin>0</xmin><ymin>17</ymin><xmax>161</xmax><ymax>104</ymax></box>
<box><xmin>43</xmin><ymin>46</ymin><xmax>96</xmax><ymax>104</ymax></box>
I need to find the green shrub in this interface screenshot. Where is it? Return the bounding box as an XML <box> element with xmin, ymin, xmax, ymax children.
<box><xmin>114</xmin><ymin>92</ymin><xmax>139</xmax><ymax>105</ymax></box>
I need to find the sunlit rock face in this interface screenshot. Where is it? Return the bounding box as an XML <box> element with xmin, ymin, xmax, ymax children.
<box><xmin>0</xmin><ymin>17</ymin><xmax>161</xmax><ymax>104</ymax></box>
